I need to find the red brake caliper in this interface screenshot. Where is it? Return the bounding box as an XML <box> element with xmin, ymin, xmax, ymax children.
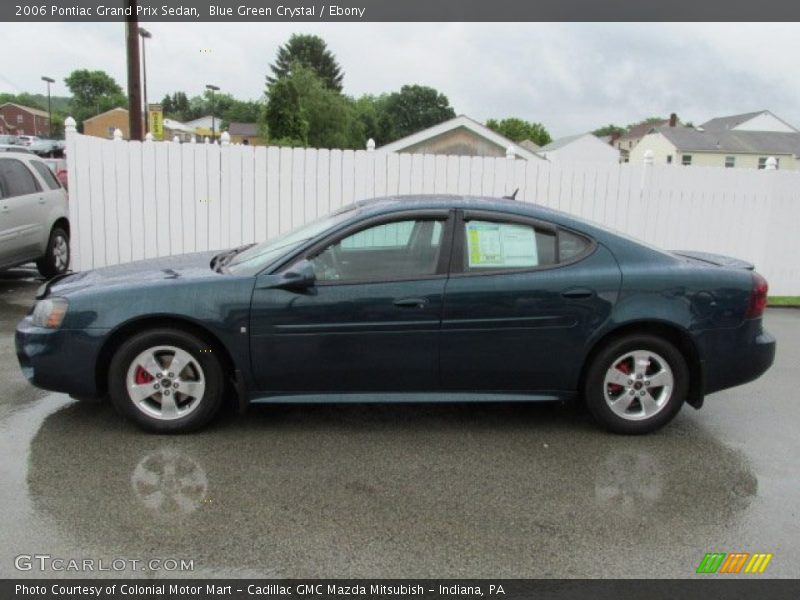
<box><xmin>608</xmin><ymin>360</ymin><xmax>631</xmax><ymax>394</ymax></box>
<box><xmin>134</xmin><ymin>365</ymin><xmax>155</xmax><ymax>385</ymax></box>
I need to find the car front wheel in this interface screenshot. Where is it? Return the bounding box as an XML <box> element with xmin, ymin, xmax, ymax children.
<box><xmin>108</xmin><ymin>329</ymin><xmax>225</xmax><ymax>433</ymax></box>
<box><xmin>584</xmin><ymin>334</ymin><xmax>688</xmax><ymax>434</ymax></box>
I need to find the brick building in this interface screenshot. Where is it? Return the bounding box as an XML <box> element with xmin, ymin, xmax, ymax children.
<box><xmin>0</xmin><ymin>102</ymin><xmax>50</xmax><ymax>136</ymax></box>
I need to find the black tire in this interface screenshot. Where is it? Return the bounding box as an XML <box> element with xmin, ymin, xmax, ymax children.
<box><xmin>584</xmin><ymin>334</ymin><xmax>688</xmax><ymax>435</ymax></box>
<box><xmin>108</xmin><ymin>328</ymin><xmax>225</xmax><ymax>433</ymax></box>
<box><xmin>36</xmin><ymin>226</ymin><xmax>70</xmax><ymax>279</ymax></box>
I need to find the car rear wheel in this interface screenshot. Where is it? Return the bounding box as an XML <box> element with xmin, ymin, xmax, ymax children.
<box><xmin>584</xmin><ymin>334</ymin><xmax>688</xmax><ymax>434</ymax></box>
<box><xmin>108</xmin><ymin>329</ymin><xmax>225</xmax><ymax>433</ymax></box>
<box><xmin>36</xmin><ymin>226</ymin><xmax>70</xmax><ymax>279</ymax></box>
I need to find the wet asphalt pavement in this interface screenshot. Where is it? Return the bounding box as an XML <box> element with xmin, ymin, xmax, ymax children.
<box><xmin>1</xmin><ymin>267</ymin><xmax>798</xmax><ymax>579</ymax></box>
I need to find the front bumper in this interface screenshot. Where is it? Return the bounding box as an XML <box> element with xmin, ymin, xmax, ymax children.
<box><xmin>15</xmin><ymin>316</ymin><xmax>109</xmax><ymax>398</ymax></box>
<box><xmin>698</xmin><ymin>319</ymin><xmax>776</xmax><ymax>396</ymax></box>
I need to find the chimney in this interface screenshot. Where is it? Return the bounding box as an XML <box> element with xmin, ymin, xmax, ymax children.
<box><xmin>669</xmin><ymin>113</ymin><xmax>678</xmax><ymax>127</ymax></box>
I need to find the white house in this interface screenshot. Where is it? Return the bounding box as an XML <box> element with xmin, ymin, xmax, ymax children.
<box><xmin>630</xmin><ymin>110</ymin><xmax>800</xmax><ymax>170</ymax></box>
<box><xmin>537</xmin><ymin>133</ymin><xmax>620</xmax><ymax>164</ymax></box>
<box><xmin>377</xmin><ymin>115</ymin><xmax>545</xmax><ymax>161</ymax></box>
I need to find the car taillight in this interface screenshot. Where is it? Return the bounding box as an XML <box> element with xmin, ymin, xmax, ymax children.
<box><xmin>745</xmin><ymin>272</ymin><xmax>768</xmax><ymax>319</ymax></box>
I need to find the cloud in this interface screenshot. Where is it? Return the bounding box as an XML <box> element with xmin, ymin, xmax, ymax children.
<box><xmin>2</xmin><ymin>22</ymin><xmax>799</xmax><ymax>136</ymax></box>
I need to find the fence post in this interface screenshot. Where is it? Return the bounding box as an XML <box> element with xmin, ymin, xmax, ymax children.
<box><xmin>64</xmin><ymin>116</ymin><xmax>79</xmax><ymax>270</ymax></box>
<box><xmin>173</xmin><ymin>135</ymin><xmax>181</xmax><ymax>143</ymax></box>
<box><xmin>765</xmin><ymin>156</ymin><xmax>778</xmax><ymax>170</ymax></box>
<box><xmin>113</xmin><ymin>128</ymin><xmax>123</xmax><ymax>141</ymax></box>
<box><xmin>145</xmin><ymin>132</ymin><xmax>154</xmax><ymax>142</ymax></box>
<box><xmin>221</xmin><ymin>131</ymin><xmax>231</xmax><ymax>146</ymax></box>
<box><xmin>190</xmin><ymin>135</ymin><xmax>196</xmax><ymax>144</ymax></box>
<box><xmin>366</xmin><ymin>138</ymin><xmax>375</xmax><ymax>152</ymax></box>
<box><xmin>640</xmin><ymin>149</ymin><xmax>654</xmax><ymax>198</ymax></box>
<box><xmin>506</xmin><ymin>145</ymin><xmax>516</xmax><ymax>160</ymax></box>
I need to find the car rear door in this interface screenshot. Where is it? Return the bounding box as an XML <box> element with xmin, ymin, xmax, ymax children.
<box><xmin>249</xmin><ymin>210</ymin><xmax>454</xmax><ymax>393</ymax></box>
<box><xmin>0</xmin><ymin>157</ymin><xmax>46</xmax><ymax>264</ymax></box>
<box><xmin>440</xmin><ymin>209</ymin><xmax>622</xmax><ymax>393</ymax></box>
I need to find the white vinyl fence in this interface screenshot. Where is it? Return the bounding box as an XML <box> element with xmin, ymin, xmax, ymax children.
<box><xmin>65</xmin><ymin>126</ymin><xmax>800</xmax><ymax>295</ymax></box>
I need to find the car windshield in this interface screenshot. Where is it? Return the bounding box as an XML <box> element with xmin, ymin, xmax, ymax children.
<box><xmin>225</xmin><ymin>206</ymin><xmax>357</xmax><ymax>275</ymax></box>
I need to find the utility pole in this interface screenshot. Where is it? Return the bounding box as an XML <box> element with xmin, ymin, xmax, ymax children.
<box><xmin>139</xmin><ymin>27</ymin><xmax>152</xmax><ymax>133</ymax></box>
<box><xmin>41</xmin><ymin>76</ymin><xmax>55</xmax><ymax>137</ymax></box>
<box><xmin>125</xmin><ymin>1</ymin><xmax>143</xmax><ymax>140</ymax></box>
<box><xmin>206</xmin><ymin>84</ymin><xmax>219</xmax><ymax>141</ymax></box>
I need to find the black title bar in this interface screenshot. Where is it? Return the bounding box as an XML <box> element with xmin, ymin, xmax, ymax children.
<box><xmin>4</xmin><ymin>580</ymin><xmax>800</xmax><ymax>600</ymax></box>
<box><xmin>4</xmin><ymin>0</ymin><xmax>800</xmax><ymax>22</ymax></box>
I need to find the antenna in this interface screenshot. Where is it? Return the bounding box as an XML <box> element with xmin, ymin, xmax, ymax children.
<box><xmin>503</xmin><ymin>188</ymin><xmax>519</xmax><ymax>200</ymax></box>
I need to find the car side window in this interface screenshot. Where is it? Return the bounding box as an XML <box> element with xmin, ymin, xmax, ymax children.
<box><xmin>0</xmin><ymin>159</ymin><xmax>42</xmax><ymax>198</ymax></box>
<box><xmin>31</xmin><ymin>161</ymin><xmax>61</xmax><ymax>190</ymax></box>
<box><xmin>558</xmin><ymin>229</ymin><xmax>591</xmax><ymax>261</ymax></box>
<box><xmin>464</xmin><ymin>219</ymin><xmax>556</xmax><ymax>271</ymax></box>
<box><xmin>311</xmin><ymin>218</ymin><xmax>446</xmax><ymax>282</ymax></box>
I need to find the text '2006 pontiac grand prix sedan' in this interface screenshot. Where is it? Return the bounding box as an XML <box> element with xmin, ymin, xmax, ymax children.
<box><xmin>16</xmin><ymin>195</ymin><xmax>775</xmax><ymax>434</ymax></box>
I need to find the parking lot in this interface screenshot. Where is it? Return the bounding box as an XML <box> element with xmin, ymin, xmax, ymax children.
<box><xmin>1</xmin><ymin>266</ymin><xmax>798</xmax><ymax>578</ymax></box>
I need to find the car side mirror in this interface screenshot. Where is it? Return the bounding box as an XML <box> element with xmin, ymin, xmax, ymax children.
<box><xmin>275</xmin><ymin>259</ymin><xmax>316</xmax><ymax>291</ymax></box>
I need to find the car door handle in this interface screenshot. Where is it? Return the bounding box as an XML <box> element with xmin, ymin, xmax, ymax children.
<box><xmin>38</xmin><ymin>197</ymin><xmax>46</xmax><ymax>204</ymax></box>
<box><xmin>560</xmin><ymin>288</ymin><xmax>595</xmax><ymax>299</ymax></box>
<box><xmin>393</xmin><ymin>297</ymin><xmax>428</xmax><ymax>308</ymax></box>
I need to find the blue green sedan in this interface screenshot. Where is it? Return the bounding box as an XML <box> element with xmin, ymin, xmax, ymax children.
<box><xmin>16</xmin><ymin>195</ymin><xmax>775</xmax><ymax>434</ymax></box>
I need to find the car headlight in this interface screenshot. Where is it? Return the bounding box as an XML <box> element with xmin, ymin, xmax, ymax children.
<box><xmin>31</xmin><ymin>298</ymin><xmax>69</xmax><ymax>329</ymax></box>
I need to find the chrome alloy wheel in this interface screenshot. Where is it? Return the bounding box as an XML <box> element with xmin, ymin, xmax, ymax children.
<box><xmin>53</xmin><ymin>234</ymin><xmax>69</xmax><ymax>271</ymax></box>
<box><xmin>125</xmin><ymin>346</ymin><xmax>205</xmax><ymax>420</ymax></box>
<box><xmin>603</xmin><ymin>350</ymin><xmax>674</xmax><ymax>421</ymax></box>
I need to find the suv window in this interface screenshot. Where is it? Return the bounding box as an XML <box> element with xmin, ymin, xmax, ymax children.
<box><xmin>311</xmin><ymin>218</ymin><xmax>446</xmax><ymax>282</ymax></box>
<box><xmin>0</xmin><ymin>158</ymin><xmax>41</xmax><ymax>198</ymax></box>
<box><xmin>464</xmin><ymin>219</ymin><xmax>556</xmax><ymax>270</ymax></box>
<box><xmin>30</xmin><ymin>160</ymin><xmax>61</xmax><ymax>190</ymax></box>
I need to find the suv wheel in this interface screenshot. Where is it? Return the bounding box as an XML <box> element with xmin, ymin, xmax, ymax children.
<box><xmin>36</xmin><ymin>226</ymin><xmax>70</xmax><ymax>279</ymax></box>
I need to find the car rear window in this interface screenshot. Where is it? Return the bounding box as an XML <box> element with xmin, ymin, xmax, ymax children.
<box><xmin>0</xmin><ymin>158</ymin><xmax>42</xmax><ymax>197</ymax></box>
<box><xmin>31</xmin><ymin>160</ymin><xmax>62</xmax><ymax>190</ymax></box>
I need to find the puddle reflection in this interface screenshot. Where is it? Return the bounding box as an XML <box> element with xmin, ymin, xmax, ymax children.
<box><xmin>26</xmin><ymin>401</ymin><xmax>757</xmax><ymax>576</ymax></box>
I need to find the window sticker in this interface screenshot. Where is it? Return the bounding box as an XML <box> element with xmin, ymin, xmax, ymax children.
<box><xmin>466</xmin><ymin>221</ymin><xmax>538</xmax><ymax>268</ymax></box>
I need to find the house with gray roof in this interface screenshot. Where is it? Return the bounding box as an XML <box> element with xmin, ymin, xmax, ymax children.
<box><xmin>629</xmin><ymin>110</ymin><xmax>800</xmax><ymax>170</ymax></box>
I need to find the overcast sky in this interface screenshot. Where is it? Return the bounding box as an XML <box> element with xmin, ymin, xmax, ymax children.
<box><xmin>2</xmin><ymin>22</ymin><xmax>799</xmax><ymax>137</ymax></box>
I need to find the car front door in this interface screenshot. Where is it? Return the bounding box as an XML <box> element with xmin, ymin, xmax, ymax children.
<box><xmin>249</xmin><ymin>210</ymin><xmax>454</xmax><ymax>393</ymax></box>
<box><xmin>440</xmin><ymin>210</ymin><xmax>621</xmax><ymax>393</ymax></box>
<box><xmin>0</xmin><ymin>158</ymin><xmax>45</xmax><ymax>265</ymax></box>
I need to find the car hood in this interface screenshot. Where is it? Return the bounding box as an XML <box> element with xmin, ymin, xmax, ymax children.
<box><xmin>39</xmin><ymin>251</ymin><xmax>220</xmax><ymax>298</ymax></box>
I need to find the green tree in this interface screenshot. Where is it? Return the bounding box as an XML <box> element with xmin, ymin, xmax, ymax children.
<box><xmin>161</xmin><ymin>91</ymin><xmax>191</xmax><ymax>120</ymax></box>
<box><xmin>592</xmin><ymin>124</ymin><xmax>626</xmax><ymax>138</ymax></box>
<box><xmin>486</xmin><ymin>117</ymin><xmax>552</xmax><ymax>146</ymax></box>
<box><xmin>268</xmin><ymin>34</ymin><xmax>344</xmax><ymax>92</ymax></box>
<box><xmin>64</xmin><ymin>69</ymin><xmax>126</xmax><ymax>130</ymax></box>
<box><xmin>264</xmin><ymin>66</ymin><xmax>363</xmax><ymax>149</ymax></box>
<box><xmin>378</xmin><ymin>85</ymin><xmax>455</xmax><ymax>143</ymax></box>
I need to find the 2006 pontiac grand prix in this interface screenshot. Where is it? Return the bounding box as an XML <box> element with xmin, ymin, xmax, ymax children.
<box><xmin>16</xmin><ymin>195</ymin><xmax>775</xmax><ymax>434</ymax></box>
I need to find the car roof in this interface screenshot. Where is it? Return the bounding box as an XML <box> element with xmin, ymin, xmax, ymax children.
<box><xmin>0</xmin><ymin>144</ymin><xmax>32</xmax><ymax>153</ymax></box>
<box><xmin>353</xmin><ymin>194</ymin><xmax>591</xmax><ymax>230</ymax></box>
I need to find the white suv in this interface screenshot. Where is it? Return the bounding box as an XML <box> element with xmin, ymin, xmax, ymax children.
<box><xmin>0</xmin><ymin>153</ymin><xmax>70</xmax><ymax>278</ymax></box>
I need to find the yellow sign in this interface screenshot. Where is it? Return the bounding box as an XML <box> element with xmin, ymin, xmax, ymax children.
<box><xmin>147</xmin><ymin>104</ymin><xmax>164</xmax><ymax>140</ymax></box>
